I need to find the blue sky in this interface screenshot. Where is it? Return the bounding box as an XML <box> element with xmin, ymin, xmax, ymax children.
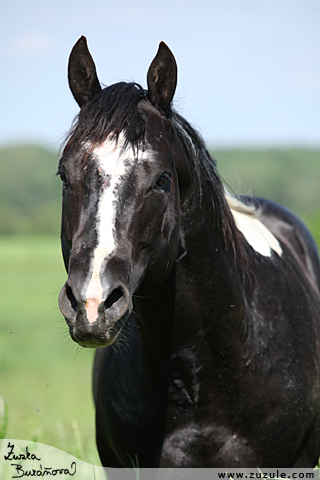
<box><xmin>1</xmin><ymin>0</ymin><xmax>320</xmax><ymax>149</ymax></box>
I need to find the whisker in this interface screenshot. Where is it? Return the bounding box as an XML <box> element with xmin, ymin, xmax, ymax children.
<box><xmin>132</xmin><ymin>294</ymin><xmax>152</xmax><ymax>299</ymax></box>
<box><xmin>132</xmin><ymin>309</ymin><xmax>141</xmax><ymax>320</ymax></box>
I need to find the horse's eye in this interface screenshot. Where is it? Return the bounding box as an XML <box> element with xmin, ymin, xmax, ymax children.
<box><xmin>155</xmin><ymin>174</ymin><xmax>170</xmax><ymax>189</ymax></box>
<box><xmin>59</xmin><ymin>172</ymin><xmax>68</xmax><ymax>184</ymax></box>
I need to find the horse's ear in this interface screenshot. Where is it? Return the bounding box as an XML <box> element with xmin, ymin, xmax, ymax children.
<box><xmin>147</xmin><ymin>42</ymin><xmax>177</xmax><ymax>116</ymax></box>
<box><xmin>68</xmin><ymin>36</ymin><xmax>102</xmax><ymax>108</ymax></box>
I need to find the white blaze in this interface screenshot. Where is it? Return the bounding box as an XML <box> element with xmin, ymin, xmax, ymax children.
<box><xmin>85</xmin><ymin>135</ymin><xmax>135</xmax><ymax>324</ymax></box>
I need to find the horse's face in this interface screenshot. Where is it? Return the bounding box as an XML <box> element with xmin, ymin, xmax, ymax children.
<box><xmin>58</xmin><ymin>38</ymin><xmax>183</xmax><ymax>347</ymax></box>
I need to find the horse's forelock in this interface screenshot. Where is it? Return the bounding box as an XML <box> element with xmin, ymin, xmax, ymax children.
<box><xmin>61</xmin><ymin>82</ymin><xmax>147</xmax><ymax>158</ymax></box>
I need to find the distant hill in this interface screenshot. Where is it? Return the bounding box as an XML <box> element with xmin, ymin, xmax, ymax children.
<box><xmin>0</xmin><ymin>144</ymin><xmax>319</xmax><ymax>243</ymax></box>
<box><xmin>213</xmin><ymin>148</ymin><xmax>320</xmax><ymax>218</ymax></box>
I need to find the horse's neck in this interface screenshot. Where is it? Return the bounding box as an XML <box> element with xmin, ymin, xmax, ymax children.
<box><xmin>173</xmin><ymin>220</ymin><xmax>246</xmax><ymax>362</ymax></box>
<box><xmin>134</xmin><ymin>188</ymin><xmax>247</xmax><ymax>380</ymax></box>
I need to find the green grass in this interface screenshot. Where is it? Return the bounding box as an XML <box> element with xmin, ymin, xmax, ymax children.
<box><xmin>1</xmin><ymin>222</ymin><xmax>319</xmax><ymax>469</ymax></box>
<box><xmin>0</xmin><ymin>235</ymin><xmax>100</xmax><ymax>465</ymax></box>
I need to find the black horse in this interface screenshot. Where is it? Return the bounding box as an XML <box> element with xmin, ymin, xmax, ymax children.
<box><xmin>58</xmin><ymin>37</ymin><xmax>320</xmax><ymax>467</ymax></box>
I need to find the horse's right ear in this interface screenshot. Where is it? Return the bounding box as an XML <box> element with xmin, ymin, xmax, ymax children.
<box><xmin>147</xmin><ymin>42</ymin><xmax>177</xmax><ymax>116</ymax></box>
<box><xmin>68</xmin><ymin>36</ymin><xmax>101</xmax><ymax>108</ymax></box>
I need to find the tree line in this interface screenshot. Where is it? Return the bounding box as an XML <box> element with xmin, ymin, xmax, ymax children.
<box><xmin>1</xmin><ymin>143</ymin><xmax>319</xmax><ymax>245</ymax></box>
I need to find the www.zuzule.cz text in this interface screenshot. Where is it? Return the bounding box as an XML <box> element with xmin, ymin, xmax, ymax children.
<box><xmin>218</xmin><ymin>472</ymin><xmax>314</xmax><ymax>479</ymax></box>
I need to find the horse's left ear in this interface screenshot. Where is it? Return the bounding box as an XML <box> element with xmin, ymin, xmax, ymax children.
<box><xmin>68</xmin><ymin>36</ymin><xmax>102</xmax><ymax>108</ymax></box>
<box><xmin>147</xmin><ymin>42</ymin><xmax>177</xmax><ymax>116</ymax></box>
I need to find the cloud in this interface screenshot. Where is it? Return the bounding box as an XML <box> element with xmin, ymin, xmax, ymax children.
<box><xmin>291</xmin><ymin>73</ymin><xmax>320</xmax><ymax>91</ymax></box>
<box><xmin>7</xmin><ymin>33</ymin><xmax>54</xmax><ymax>57</ymax></box>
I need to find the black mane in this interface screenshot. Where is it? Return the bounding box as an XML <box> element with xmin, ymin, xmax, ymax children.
<box><xmin>171</xmin><ymin>111</ymin><xmax>248</xmax><ymax>271</ymax></box>
<box><xmin>63</xmin><ymin>81</ymin><xmax>247</xmax><ymax>269</ymax></box>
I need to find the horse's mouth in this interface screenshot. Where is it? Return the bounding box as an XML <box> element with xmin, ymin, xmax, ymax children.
<box><xmin>68</xmin><ymin>311</ymin><xmax>129</xmax><ymax>349</ymax></box>
<box><xmin>77</xmin><ymin>330</ymin><xmax>122</xmax><ymax>348</ymax></box>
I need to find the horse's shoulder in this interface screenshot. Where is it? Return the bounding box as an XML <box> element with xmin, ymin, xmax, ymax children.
<box><xmin>256</xmin><ymin>197</ymin><xmax>320</xmax><ymax>295</ymax></box>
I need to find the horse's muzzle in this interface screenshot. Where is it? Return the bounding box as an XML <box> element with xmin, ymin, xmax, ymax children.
<box><xmin>58</xmin><ymin>281</ymin><xmax>131</xmax><ymax>348</ymax></box>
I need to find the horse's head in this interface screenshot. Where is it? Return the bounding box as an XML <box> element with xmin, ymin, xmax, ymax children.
<box><xmin>58</xmin><ymin>37</ymin><xmax>189</xmax><ymax>348</ymax></box>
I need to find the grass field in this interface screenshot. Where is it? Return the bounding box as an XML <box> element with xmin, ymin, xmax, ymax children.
<box><xmin>1</xmin><ymin>227</ymin><xmax>320</xmax><ymax>468</ymax></box>
<box><xmin>0</xmin><ymin>235</ymin><xmax>100</xmax><ymax>465</ymax></box>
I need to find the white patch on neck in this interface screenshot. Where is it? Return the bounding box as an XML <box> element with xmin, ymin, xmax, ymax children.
<box><xmin>84</xmin><ymin>134</ymin><xmax>136</xmax><ymax>323</ymax></box>
<box><xmin>230</xmin><ymin>208</ymin><xmax>282</xmax><ymax>258</ymax></box>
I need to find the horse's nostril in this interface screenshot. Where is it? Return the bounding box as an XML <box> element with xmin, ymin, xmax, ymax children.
<box><xmin>104</xmin><ymin>288</ymin><xmax>123</xmax><ymax>310</ymax></box>
<box><xmin>66</xmin><ymin>283</ymin><xmax>78</xmax><ymax>312</ymax></box>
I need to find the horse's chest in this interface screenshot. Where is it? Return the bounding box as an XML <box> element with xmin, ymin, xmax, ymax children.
<box><xmin>101</xmin><ymin>374</ymin><xmax>254</xmax><ymax>466</ymax></box>
<box><xmin>159</xmin><ymin>423</ymin><xmax>256</xmax><ymax>467</ymax></box>
<box><xmin>158</xmin><ymin>383</ymin><xmax>254</xmax><ymax>466</ymax></box>
<box><xmin>96</xmin><ymin>336</ymin><xmax>320</xmax><ymax>467</ymax></box>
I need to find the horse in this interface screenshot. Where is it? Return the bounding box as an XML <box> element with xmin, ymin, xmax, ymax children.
<box><xmin>58</xmin><ymin>36</ymin><xmax>320</xmax><ymax>468</ymax></box>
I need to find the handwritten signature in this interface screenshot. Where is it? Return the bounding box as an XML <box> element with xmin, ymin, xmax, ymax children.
<box><xmin>3</xmin><ymin>442</ymin><xmax>77</xmax><ymax>478</ymax></box>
